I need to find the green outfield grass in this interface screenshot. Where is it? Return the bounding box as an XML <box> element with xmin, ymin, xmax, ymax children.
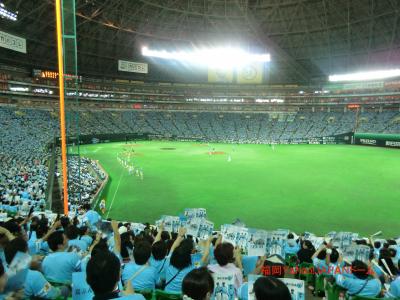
<box><xmin>74</xmin><ymin>142</ymin><xmax>400</xmax><ymax>237</ymax></box>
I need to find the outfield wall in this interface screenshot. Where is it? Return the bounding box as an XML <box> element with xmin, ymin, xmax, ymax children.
<box><xmin>354</xmin><ymin>133</ymin><xmax>400</xmax><ymax>148</ymax></box>
<box><xmin>59</xmin><ymin>132</ymin><xmax>353</xmax><ymax>146</ymax></box>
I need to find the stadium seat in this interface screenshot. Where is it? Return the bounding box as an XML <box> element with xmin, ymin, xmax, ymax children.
<box><xmin>325</xmin><ymin>281</ymin><xmax>347</xmax><ymax>300</ymax></box>
<box><xmin>155</xmin><ymin>289</ymin><xmax>182</xmax><ymax>300</ymax></box>
<box><xmin>298</xmin><ymin>262</ymin><xmax>315</xmax><ymax>286</ymax></box>
<box><xmin>136</xmin><ymin>289</ymin><xmax>154</xmax><ymax>300</ymax></box>
<box><xmin>349</xmin><ymin>296</ymin><xmax>399</xmax><ymax>300</ymax></box>
<box><xmin>314</xmin><ymin>274</ymin><xmax>328</xmax><ymax>297</ymax></box>
<box><xmin>285</xmin><ymin>253</ymin><xmax>298</xmax><ymax>268</ymax></box>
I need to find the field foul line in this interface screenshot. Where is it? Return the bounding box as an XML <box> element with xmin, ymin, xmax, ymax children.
<box><xmin>106</xmin><ymin>171</ymin><xmax>124</xmax><ymax>218</ymax></box>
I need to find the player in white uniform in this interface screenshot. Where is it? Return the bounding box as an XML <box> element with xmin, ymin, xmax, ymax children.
<box><xmin>99</xmin><ymin>199</ymin><xmax>106</xmax><ymax>214</ymax></box>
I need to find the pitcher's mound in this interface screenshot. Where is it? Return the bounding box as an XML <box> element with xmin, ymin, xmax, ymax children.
<box><xmin>208</xmin><ymin>151</ymin><xmax>226</xmax><ymax>155</ymax></box>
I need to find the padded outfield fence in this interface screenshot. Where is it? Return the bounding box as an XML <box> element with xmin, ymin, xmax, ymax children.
<box><xmin>56</xmin><ymin>132</ymin><xmax>354</xmax><ymax>146</ymax></box>
<box><xmin>354</xmin><ymin>133</ymin><xmax>400</xmax><ymax>148</ymax></box>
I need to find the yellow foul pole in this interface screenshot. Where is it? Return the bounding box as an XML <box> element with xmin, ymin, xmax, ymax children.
<box><xmin>55</xmin><ymin>0</ymin><xmax>69</xmax><ymax>215</ymax></box>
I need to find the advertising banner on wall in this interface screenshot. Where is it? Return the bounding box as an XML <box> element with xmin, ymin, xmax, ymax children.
<box><xmin>237</xmin><ymin>62</ymin><xmax>263</xmax><ymax>84</ymax></box>
<box><xmin>0</xmin><ymin>30</ymin><xmax>26</xmax><ymax>53</ymax></box>
<box><xmin>355</xmin><ymin>133</ymin><xmax>400</xmax><ymax>148</ymax></box>
<box><xmin>118</xmin><ymin>60</ymin><xmax>148</xmax><ymax>73</ymax></box>
<box><xmin>208</xmin><ymin>67</ymin><xmax>234</xmax><ymax>83</ymax></box>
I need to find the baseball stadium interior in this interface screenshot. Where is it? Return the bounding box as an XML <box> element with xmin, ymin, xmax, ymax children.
<box><xmin>0</xmin><ymin>1</ymin><xmax>399</xmax><ymax>300</ymax></box>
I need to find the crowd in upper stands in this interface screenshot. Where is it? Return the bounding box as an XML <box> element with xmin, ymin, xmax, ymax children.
<box><xmin>1</xmin><ymin>107</ymin><xmax>400</xmax><ymax>145</ymax></box>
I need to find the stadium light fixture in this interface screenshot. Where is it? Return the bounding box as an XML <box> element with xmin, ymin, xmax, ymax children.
<box><xmin>0</xmin><ymin>2</ymin><xmax>18</xmax><ymax>21</ymax></box>
<box><xmin>329</xmin><ymin>69</ymin><xmax>400</xmax><ymax>82</ymax></box>
<box><xmin>142</xmin><ymin>46</ymin><xmax>270</xmax><ymax>69</ymax></box>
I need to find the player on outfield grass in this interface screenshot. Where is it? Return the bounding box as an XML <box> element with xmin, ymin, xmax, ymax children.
<box><xmin>99</xmin><ymin>199</ymin><xmax>106</xmax><ymax>214</ymax></box>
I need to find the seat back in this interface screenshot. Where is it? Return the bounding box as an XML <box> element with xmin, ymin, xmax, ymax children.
<box><xmin>155</xmin><ymin>289</ymin><xmax>182</xmax><ymax>300</ymax></box>
<box><xmin>136</xmin><ymin>289</ymin><xmax>154</xmax><ymax>300</ymax></box>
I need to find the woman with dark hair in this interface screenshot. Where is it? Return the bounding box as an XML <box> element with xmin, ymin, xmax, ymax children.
<box><xmin>207</xmin><ymin>238</ymin><xmax>243</xmax><ymax>289</ymax></box>
<box><xmin>378</xmin><ymin>248</ymin><xmax>398</xmax><ymax>277</ymax></box>
<box><xmin>182</xmin><ymin>267</ymin><xmax>214</xmax><ymax>300</ymax></box>
<box><xmin>252</xmin><ymin>277</ymin><xmax>291</xmax><ymax>300</ymax></box>
<box><xmin>5</xmin><ymin>237</ymin><xmax>61</xmax><ymax>298</ymax></box>
<box><xmin>120</xmin><ymin>231</ymin><xmax>134</xmax><ymax>263</ymax></box>
<box><xmin>164</xmin><ymin>228</ymin><xmax>211</xmax><ymax>293</ymax></box>
<box><xmin>312</xmin><ymin>243</ymin><xmax>340</xmax><ymax>275</ymax></box>
<box><xmin>297</xmin><ymin>240</ymin><xmax>316</xmax><ymax>264</ymax></box>
<box><xmin>151</xmin><ymin>241</ymin><xmax>168</xmax><ymax>284</ymax></box>
<box><xmin>385</xmin><ymin>260</ymin><xmax>400</xmax><ymax>298</ymax></box>
<box><xmin>335</xmin><ymin>260</ymin><xmax>381</xmax><ymax>298</ymax></box>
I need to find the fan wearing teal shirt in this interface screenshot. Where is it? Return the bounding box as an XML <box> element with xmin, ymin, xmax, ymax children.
<box><xmin>150</xmin><ymin>241</ymin><xmax>168</xmax><ymax>283</ymax></box>
<box><xmin>164</xmin><ymin>227</ymin><xmax>212</xmax><ymax>293</ymax></box>
<box><xmin>4</xmin><ymin>238</ymin><xmax>61</xmax><ymax>299</ymax></box>
<box><xmin>335</xmin><ymin>260</ymin><xmax>381</xmax><ymax>298</ymax></box>
<box><xmin>66</xmin><ymin>225</ymin><xmax>89</xmax><ymax>252</ymax></box>
<box><xmin>86</xmin><ymin>250</ymin><xmax>145</xmax><ymax>300</ymax></box>
<box><xmin>122</xmin><ymin>241</ymin><xmax>158</xmax><ymax>290</ymax></box>
<box><xmin>42</xmin><ymin>230</ymin><xmax>81</xmax><ymax>283</ymax></box>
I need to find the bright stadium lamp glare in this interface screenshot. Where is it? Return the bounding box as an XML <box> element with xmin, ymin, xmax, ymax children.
<box><xmin>142</xmin><ymin>46</ymin><xmax>270</xmax><ymax>69</ymax></box>
<box><xmin>328</xmin><ymin>69</ymin><xmax>400</xmax><ymax>82</ymax></box>
<box><xmin>0</xmin><ymin>2</ymin><xmax>18</xmax><ymax>21</ymax></box>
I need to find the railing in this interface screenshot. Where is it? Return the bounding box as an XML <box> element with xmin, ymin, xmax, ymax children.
<box><xmin>45</xmin><ymin>138</ymin><xmax>57</xmax><ymax>210</ymax></box>
<box><xmin>91</xmin><ymin>160</ymin><xmax>109</xmax><ymax>210</ymax></box>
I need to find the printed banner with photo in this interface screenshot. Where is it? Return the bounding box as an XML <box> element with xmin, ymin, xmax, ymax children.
<box><xmin>184</xmin><ymin>208</ymin><xmax>207</xmax><ymax>220</ymax></box>
<box><xmin>185</xmin><ymin>218</ymin><xmax>201</xmax><ymax>237</ymax></box>
<box><xmin>156</xmin><ymin>215</ymin><xmax>181</xmax><ymax>233</ymax></box>
<box><xmin>5</xmin><ymin>252</ymin><xmax>31</xmax><ymax>293</ymax></box>
<box><xmin>130</xmin><ymin>223</ymin><xmax>146</xmax><ymax>235</ymax></box>
<box><xmin>265</xmin><ymin>231</ymin><xmax>286</xmax><ymax>257</ymax></box>
<box><xmin>213</xmin><ymin>273</ymin><xmax>235</xmax><ymax>300</ymax></box>
<box><xmin>302</xmin><ymin>232</ymin><xmax>315</xmax><ymax>240</ymax></box>
<box><xmin>306</xmin><ymin>236</ymin><xmax>324</xmax><ymax>250</ymax></box>
<box><xmin>221</xmin><ymin>225</ymin><xmax>248</xmax><ymax>248</ymax></box>
<box><xmin>331</xmin><ymin>232</ymin><xmax>359</xmax><ymax>249</ymax></box>
<box><xmin>325</xmin><ymin>231</ymin><xmax>337</xmax><ymax>241</ymax></box>
<box><xmin>342</xmin><ymin>245</ymin><xmax>371</xmax><ymax>264</ymax></box>
<box><xmin>198</xmin><ymin>220</ymin><xmax>214</xmax><ymax>239</ymax></box>
<box><xmin>247</xmin><ymin>229</ymin><xmax>267</xmax><ymax>256</ymax></box>
<box><xmin>280</xmin><ymin>278</ymin><xmax>305</xmax><ymax>300</ymax></box>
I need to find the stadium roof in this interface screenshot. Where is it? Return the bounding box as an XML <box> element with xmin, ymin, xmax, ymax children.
<box><xmin>0</xmin><ymin>0</ymin><xmax>399</xmax><ymax>84</ymax></box>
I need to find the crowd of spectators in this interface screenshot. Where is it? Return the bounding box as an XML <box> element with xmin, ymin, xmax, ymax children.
<box><xmin>0</xmin><ymin>107</ymin><xmax>105</xmax><ymax>213</ymax></box>
<box><xmin>0</xmin><ymin>105</ymin><xmax>400</xmax><ymax>299</ymax></box>
<box><xmin>65</xmin><ymin>157</ymin><xmax>105</xmax><ymax>208</ymax></box>
<box><xmin>0</xmin><ymin>208</ymin><xmax>397</xmax><ymax>299</ymax></box>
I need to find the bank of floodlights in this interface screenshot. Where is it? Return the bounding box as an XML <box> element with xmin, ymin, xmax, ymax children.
<box><xmin>329</xmin><ymin>69</ymin><xmax>400</xmax><ymax>82</ymax></box>
<box><xmin>142</xmin><ymin>46</ymin><xmax>270</xmax><ymax>69</ymax></box>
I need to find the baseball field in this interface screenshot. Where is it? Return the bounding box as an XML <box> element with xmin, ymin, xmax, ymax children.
<box><xmin>73</xmin><ymin>141</ymin><xmax>400</xmax><ymax>237</ymax></box>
